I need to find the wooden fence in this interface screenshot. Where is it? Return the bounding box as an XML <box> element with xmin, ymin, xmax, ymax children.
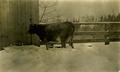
<box><xmin>73</xmin><ymin>22</ymin><xmax>120</xmax><ymax>45</ymax></box>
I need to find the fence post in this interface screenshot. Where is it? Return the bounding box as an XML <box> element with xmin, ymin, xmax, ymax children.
<box><xmin>104</xmin><ymin>34</ymin><xmax>110</xmax><ymax>45</ymax></box>
<box><xmin>104</xmin><ymin>23</ymin><xmax>110</xmax><ymax>45</ymax></box>
<box><xmin>30</xmin><ymin>18</ymin><xmax>33</xmax><ymax>45</ymax></box>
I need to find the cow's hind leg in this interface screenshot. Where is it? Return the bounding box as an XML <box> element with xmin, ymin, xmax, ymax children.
<box><xmin>68</xmin><ymin>38</ymin><xmax>74</xmax><ymax>48</ymax></box>
<box><xmin>44</xmin><ymin>39</ymin><xmax>49</xmax><ymax>50</ymax></box>
<box><xmin>61</xmin><ymin>38</ymin><xmax>66</xmax><ymax>48</ymax></box>
<box><xmin>69</xmin><ymin>36</ymin><xmax>74</xmax><ymax>48</ymax></box>
<box><xmin>69</xmin><ymin>41</ymin><xmax>74</xmax><ymax>48</ymax></box>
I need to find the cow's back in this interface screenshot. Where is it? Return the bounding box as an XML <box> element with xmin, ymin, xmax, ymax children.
<box><xmin>45</xmin><ymin>21</ymin><xmax>75</xmax><ymax>42</ymax></box>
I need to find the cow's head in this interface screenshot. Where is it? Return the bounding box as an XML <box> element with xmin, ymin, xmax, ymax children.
<box><xmin>28</xmin><ymin>24</ymin><xmax>37</xmax><ymax>34</ymax></box>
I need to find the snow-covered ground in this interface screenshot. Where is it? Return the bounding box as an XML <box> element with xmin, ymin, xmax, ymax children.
<box><xmin>0</xmin><ymin>42</ymin><xmax>120</xmax><ymax>72</ymax></box>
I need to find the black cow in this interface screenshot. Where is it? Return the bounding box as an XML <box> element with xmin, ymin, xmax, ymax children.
<box><xmin>28</xmin><ymin>21</ymin><xmax>75</xmax><ymax>50</ymax></box>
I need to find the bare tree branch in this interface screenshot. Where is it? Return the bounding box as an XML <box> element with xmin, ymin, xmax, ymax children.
<box><xmin>45</xmin><ymin>8</ymin><xmax>56</xmax><ymax>15</ymax></box>
<box><xmin>39</xmin><ymin>7</ymin><xmax>47</xmax><ymax>22</ymax></box>
<box><xmin>39</xmin><ymin>0</ymin><xmax>58</xmax><ymax>22</ymax></box>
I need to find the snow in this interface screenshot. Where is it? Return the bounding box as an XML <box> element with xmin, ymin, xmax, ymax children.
<box><xmin>0</xmin><ymin>42</ymin><xmax>120</xmax><ymax>72</ymax></box>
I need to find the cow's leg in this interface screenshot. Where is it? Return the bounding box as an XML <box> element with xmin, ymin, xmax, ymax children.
<box><xmin>69</xmin><ymin>36</ymin><xmax>74</xmax><ymax>48</ymax></box>
<box><xmin>69</xmin><ymin>40</ymin><xmax>74</xmax><ymax>48</ymax></box>
<box><xmin>61</xmin><ymin>34</ymin><xmax>70</xmax><ymax>48</ymax></box>
<box><xmin>46</xmin><ymin>43</ymin><xmax>49</xmax><ymax>50</ymax></box>
<box><xmin>44</xmin><ymin>39</ymin><xmax>49</xmax><ymax>50</ymax></box>
<box><xmin>61</xmin><ymin>42</ymin><xmax>66</xmax><ymax>48</ymax></box>
<box><xmin>61</xmin><ymin>38</ymin><xmax>66</xmax><ymax>48</ymax></box>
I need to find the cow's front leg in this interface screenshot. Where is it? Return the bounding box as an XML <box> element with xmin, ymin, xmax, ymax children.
<box><xmin>61</xmin><ymin>41</ymin><xmax>66</xmax><ymax>48</ymax></box>
<box><xmin>46</xmin><ymin>43</ymin><xmax>49</xmax><ymax>50</ymax></box>
<box><xmin>61</xmin><ymin>38</ymin><xmax>66</xmax><ymax>48</ymax></box>
<box><xmin>44</xmin><ymin>39</ymin><xmax>49</xmax><ymax>50</ymax></box>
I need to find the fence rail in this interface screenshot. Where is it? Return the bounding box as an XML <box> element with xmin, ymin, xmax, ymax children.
<box><xmin>72</xmin><ymin>22</ymin><xmax>120</xmax><ymax>44</ymax></box>
<box><xmin>74</xmin><ymin>31</ymin><xmax>120</xmax><ymax>35</ymax></box>
<box><xmin>73</xmin><ymin>22</ymin><xmax>120</xmax><ymax>24</ymax></box>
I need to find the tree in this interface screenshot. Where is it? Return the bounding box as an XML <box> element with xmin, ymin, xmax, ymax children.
<box><xmin>39</xmin><ymin>0</ymin><xmax>58</xmax><ymax>23</ymax></box>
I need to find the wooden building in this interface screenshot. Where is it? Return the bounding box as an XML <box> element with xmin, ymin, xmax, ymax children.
<box><xmin>0</xmin><ymin>0</ymin><xmax>39</xmax><ymax>47</ymax></box>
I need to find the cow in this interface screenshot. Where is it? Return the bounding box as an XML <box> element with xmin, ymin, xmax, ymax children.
<box><xmin>28</xmin><ymin>21</ymin><xmax>75</xmax><ymax>50</ymax></box>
